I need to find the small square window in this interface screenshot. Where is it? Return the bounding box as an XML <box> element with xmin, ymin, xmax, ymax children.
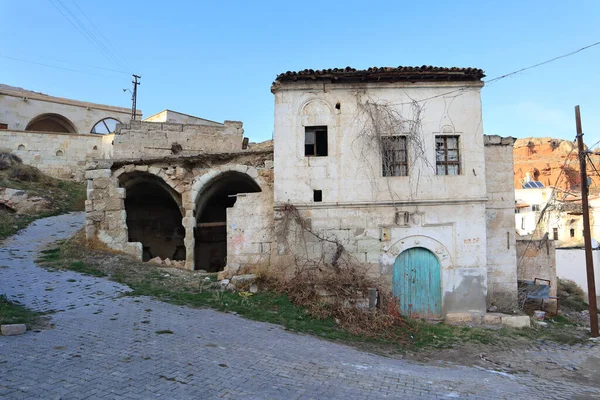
<box><xmin>305</xmin><ymin>126</ymin><xmax>328</xmax><ymax>157</ymax></box>
<box><xmin>0</xmin><ymin>123</ymin><xmax>7</xmax><ymax>130</ymax></box>
<box><xmin>313</xmin><ymin>190</ymin><xmax>322</xmax><ymax>202</ymax></box>
<box><xmin>382</xmin><ymin>136</ymin><xmax>408</xmax><ymax>177</ymax></box>
<box><xmin>435</xmin><ymin>135</ymin><xmax>460</xmax><ymax>175</ymax></box>
<box><xmin>532</xmin><ymin>204</ymin><xmax>540</xmax><ymax>212</ymax></box>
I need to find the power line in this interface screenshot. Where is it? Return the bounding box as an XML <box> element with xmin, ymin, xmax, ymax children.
<box><xmin>0</xmin><ymin>54</ymin><xmax>126</xmax><ymax>79</ymax></box>
<box><xmin>1</xmin><ymin>52</ymin><xmax>128</xmax><ymax>75</ymax></box>
<box><xmin>47</xmin><ymin>0</ymin><xmax>129</xmax><ymax>73</ymax></box>
<box><xmin>69</xmin><ymin>0</ymin><xmax>134</xmax><ymax>72</ymax></box>
<box><xmin>485</xmin><ymin>41</ymin><xmax>600</xmax><ymax>85</ymax></box>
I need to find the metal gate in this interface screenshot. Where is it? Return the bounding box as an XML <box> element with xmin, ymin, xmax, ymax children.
<box><xmin>392</xmin><ymin>247</ymin><xmax>442</xmax><ymax>318</ymax></box>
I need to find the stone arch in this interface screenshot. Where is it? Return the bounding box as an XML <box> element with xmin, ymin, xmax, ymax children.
<box><xmin>300</xmin><ymin>99</ymin><xmax>334</xmax><ymax>127</ymax></box>
<box><xmin>56</xmin><ymin>150</ymin><xmax>64</xmax><ymax>157</ymax></box>
<box><xmin>192</xmin><ymin>167</ymin><xmax>262</xmax><ymax>272</ymax></box>
<box><xmin>17</xmin><ymin>144</ymin><xmax>25</xmax><ymax>150</ymax></box>
<box><xmin>383</xmin><ymin>235</ymin><xmax>453</xmax><ymax>271</ymax></box>
<box><xmin>26</xmin><ymin>113</ymin><xmax>76</xmax><ymax>133</ymax></box>
<box><xmin>118</xmin><ymin>171</ymin><xmax>185</xmax><ymax>262</ymax></box>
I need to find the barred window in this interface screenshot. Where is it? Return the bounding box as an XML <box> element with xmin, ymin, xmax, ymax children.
<box><xmin>435</xmin><ymin>136</ymin><xmax>460</xmax><ymax>175</ymax></box>
<box><xmin>382</xmin><ymin>136</ymin><xmax>407</xmax><ymax>177</ymax></box>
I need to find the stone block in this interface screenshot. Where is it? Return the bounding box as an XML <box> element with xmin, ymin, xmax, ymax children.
<box><xmin>148</xmin><ymin>257</ymin><xmax>163</xmax><ymax>265</ymax></box>
<box><xmin>85</xmin><ymin>169</ymin><xmax>111</xmax><ymax>179</ymax></box>
<box><xmin>105</xmin><ymin>198</ymin><xmax>124</xmax><ymax>211</ymax></box>
<box><xmin>483</xmin><ymin>313</ymin><xmax>502</xmax><ymax>325</ymax></box>
<box><xmin>445</xmin><ymin>311</ymin><xmax>484</xmax><ymax>324</ymax></box>
<box><xmin>1</xmin><ymin>324</ymin><xmax>26</xmax><ymax>336</ymax></box>
<box><xmin>92</xmin><ymin>178</ymin><xmax>110</xmax><ymax>189</ymax></box>
<box><xmin>231</xmin><ymin>274</ymin><xmax>257</xmax><ymax>284</ymax></box>
<box><xmin>501</xmin><ymin>315</ymin><xmax>531</xmax><ymax>328</ymax></box>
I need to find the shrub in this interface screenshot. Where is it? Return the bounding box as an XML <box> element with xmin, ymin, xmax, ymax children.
<box><xmin>0</xmin><ymin>150</ymin><xmax>23</xmax><ymax>170</ymax></box>
<box><xmin>557</xmin><ymin>278</ymin><xmax>588</xmax><ymax>312</ymax></box>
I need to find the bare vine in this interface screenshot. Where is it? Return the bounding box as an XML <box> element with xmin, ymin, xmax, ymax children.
<box><xmin>353</xmin><ymin>93</ymin><xmax>435</xmax><ymax>202</ymax></box>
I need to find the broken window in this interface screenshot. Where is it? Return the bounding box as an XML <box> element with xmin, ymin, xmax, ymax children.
<box><xmin>435</xmin><ymin>136</ymin><xmax>460</xmax><ymax>175</ymax></box>
<box><xmin>382</xmin><ymin>136</ymin><xmax>408</xmax><ymax>177</ymax></box>
<box><xmin>305</xmin><ymin>126</ymin><xmax>328</xmax><ymax>156</ymax></box>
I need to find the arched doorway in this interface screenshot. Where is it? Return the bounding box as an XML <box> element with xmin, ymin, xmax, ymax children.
<box><xmin>120</xmin><ymin>172</ymin><xmax>185</xmax><ymax>262</ymax></box>
<box><xmin>194</xmin><ymin>171</ymin><xmax>261</xmax><ymax>272</ymax></box>
<box><xmin>26</xmin><ymin>113</ymin><xmax>76</xmax><ymax>133</ymax></box>
<box><xmin>393</xmin><ymin>247</ymin><xmax>442</xmax><ymax>318</ymax></box>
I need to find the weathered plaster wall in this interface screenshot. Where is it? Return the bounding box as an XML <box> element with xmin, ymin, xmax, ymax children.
<box><xmin>484</xmin><ymin>135</ymin><xmax>518</xmax><ymax>310</ymax></box>
<box><xmin>1</xmin><ymin>130</ymin><xmax>113</xmax><ymax>180</ymax></box>
<box><xmin>271</xmin><ymin>81</ymin><xmax>493</xmax><ymax>315</ymax></box>
<box><xmin>225</xmin><ymin>171</ymin><xmax>275</xmax><ymax>274</ymax></box>
<box><xmin>0</xmin><ymin>89</ymin><xmax>133</xmax><ymax>133</ymax></box>
<box><xmin>516</xmin><ymin>238</ymin><xmax>557</xmax><ymax>298</ymax></box>
<box><xmin>273</xmin><ymin>81</ymin><xmax>486</xmax><ymax>204</ymax></box>
<box><xmin>112</xmin><ymin>120</ymin><xmax>244</xmax><ymax>159</ymax></box>
<box><xmin>556</xmin><ymin>247</ymin><xmax>600</xmax><ymax>304</ymax></box>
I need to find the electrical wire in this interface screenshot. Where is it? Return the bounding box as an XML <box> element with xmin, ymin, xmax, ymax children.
<box><xmin>0</xmin><ymin>54</ymin><xmax>126</xmax><ymax>80</ymax></box>
<box><xmin>69</xmin><ymin>0</ymin><xmax>134</xmax><ymax>72</ymax></box>
<box><xmin>47</xmin><ymin>0</ymin><xmax>130</xmax><ymax>73</ymax></box>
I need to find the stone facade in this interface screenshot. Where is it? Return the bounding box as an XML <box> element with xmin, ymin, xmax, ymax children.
<box><xmin>85</xmin><ymin>150</ymin><xmax>274</xmax><ymax>273</ymax></box>
<box><xmin>83</xmin><ymin>66</ymin><xmax>519</xmax><ymax>318</ymax></box>
<box><xmin>112</xmin><ymin>120</ymin><xmax>243</xmax><ymax>159</ymax></box>
<box><xmin>0</xmin><ymin>130</ymin><xmax>113</xmax><ymax>180</ymax></box>
<box><xmin>0</xmin><ymin>84</ymin><xmax>135</xmax><ymax>133</ymax></box>
<box><xmin>485</xmin><ymin>135</ymin><xmax>519</xmax><ymax>309</ymax></box>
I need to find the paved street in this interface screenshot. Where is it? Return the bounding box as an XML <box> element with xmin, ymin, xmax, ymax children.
<box><xmin>1</xmin><ymin>213</ymin><xmax>600</xmax><ymax>399</ymax></box>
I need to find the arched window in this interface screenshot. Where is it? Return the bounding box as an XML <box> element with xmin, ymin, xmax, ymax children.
<box><xmin>91</xmin><ymin>118</ymin><xmax>120</xmax><ymax>135</ymax></box>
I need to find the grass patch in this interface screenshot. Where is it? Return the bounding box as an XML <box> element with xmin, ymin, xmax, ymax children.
<box><xmin>36</xmin><ymin>231</ymin><xmax>593</xmax><ymax>352</ymax></box>
<box><xmin>155</xmin><ymin>330</ymin><xmax>174</xmax><ymax>335</ymax></box>
<box><xmin>0</xmin><ymin>157</ymin><xmax>85</xmax><ymax>240</ymax></box>
<box><xmin>0</xmin><ymin>294</ymin><xmax>41</xmax><ymax>328</ymax></box>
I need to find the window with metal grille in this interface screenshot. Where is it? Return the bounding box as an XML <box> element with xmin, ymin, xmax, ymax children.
<box><xmin>435</xmin><ymin>135</ymin><xmax>460</xmax><ymax>175</ymax></box>
<box><xmin>304</xmin><ymin>126</ymin><xmax>328</xmax><ymax>156</ymax></box>
<box><xmin>553</xmin><ymin>228</ymin><xmax>558</xmax><ymax>240</ymax></box>
<box><xmin>382</xmin><ymin>136</ymin><xmax>408</xmax><ymax>176</ymax></box>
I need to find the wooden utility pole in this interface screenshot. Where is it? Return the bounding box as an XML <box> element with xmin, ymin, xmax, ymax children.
<box><xmin>575</xmin><ymin>105</ymin><xmax>599</xmax><ymax>337</ymax></box>
<box><xmin>131</xmin><ymin>74</ymin><xmax>141</xmax><ymax>121</ymax></box>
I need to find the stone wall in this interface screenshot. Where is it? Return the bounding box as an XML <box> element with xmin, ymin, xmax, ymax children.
<box><xmin>0</xmin><ymin>87</ymin><xmax>133</xmax><ymax>133</ymax></box>
<box><xmin>85</xmin><ymin>151</ymin><xmax>274</xmax><ymax>273</ymax></box>
<box><xmin>113</xmin><ymin>120</ymin><xmax>244</xmax><ymax>159</ymax></box>
<box><xmin>272</xmin><ymin>201</ymin><xmax>489</xmax><ymax>315</ymax></box>
<box><xmin>516</xmin><ymin>238</ymin><xmax>557</xmax><ymax>298</ymax></box>
<box><xmin>484</xmin><ymin>135</ymin><xmax>518</xmax><ymax>310</ymax></box>
<box><xmin>1</xmin><ymin>130</ymin><xmax>113</xmax><ymax>180</ymax></box>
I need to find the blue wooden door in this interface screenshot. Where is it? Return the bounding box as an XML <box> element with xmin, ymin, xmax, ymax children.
<box><xmin>393</xmin><ymin>247</ymin><xmax>442</xmax><ymax>318</ymax></box>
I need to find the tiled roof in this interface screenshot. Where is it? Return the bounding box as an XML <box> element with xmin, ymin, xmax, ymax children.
<box><xmin>274</xmin><ymin>66</ymin><xmax>485</xmax><ymax>84</ymax></box>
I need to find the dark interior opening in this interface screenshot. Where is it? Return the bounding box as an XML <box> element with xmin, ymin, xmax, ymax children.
<box><xmin>313</xmin><ymin>190</ymin><xmax>322</xmax><ymax>202</ymax></box>
<box><xmin>123</xmin><ymin>178</ymin><xmax>184</xmax><ymax>262</ymax></box>
<box><xmin>26</xmin><ymin>114</ymin><xmax>76</xmax><ymax>133</ymax></box>
<box><xmin>195</xmin><ymin>172</ymin><xmax>261</xmax><ymax>272</ymax></box>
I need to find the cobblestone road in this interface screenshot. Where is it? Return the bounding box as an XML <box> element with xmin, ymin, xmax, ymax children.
<box><xmin>1</xmin><ymin>213</ymin><xmax>600</xmax><ymax>399</ymax></box>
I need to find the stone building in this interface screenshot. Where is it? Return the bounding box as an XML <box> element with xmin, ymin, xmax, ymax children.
<box><xmin>84</xmin><ymin>66</ymin><xmax>519</xmax><ymax>319</ymax></box>
<box><xmin>0</xmin><ymin>84</ymin><xmax>135</xmax><ymax>179</ymax></box>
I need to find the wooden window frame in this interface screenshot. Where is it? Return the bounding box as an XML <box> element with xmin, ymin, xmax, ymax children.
<box><xmin>435</xmin><ymin>135</ymin><xmax>461</xmax><ymax>175</ymax></box>
<box><xmin>304</xmin><ymin>126</ymin><xmax>328</xmax><ymax>157</ymax></box>
<box><xmin>381</xmin><ymin>135</ymin><xmax>408</xmax><ymax>177</ymax></box>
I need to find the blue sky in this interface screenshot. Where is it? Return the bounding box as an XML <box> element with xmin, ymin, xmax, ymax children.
<box><xmin>1</xmin><ymin>0</ymin><xmax>599</xmax><ymax>145</ymax></box>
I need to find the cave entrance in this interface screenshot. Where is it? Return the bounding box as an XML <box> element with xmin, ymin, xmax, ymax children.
<box><xmin>195</xmin><ymin>171</ymin><xmax>261</xmax><ymax>272</ymax></box>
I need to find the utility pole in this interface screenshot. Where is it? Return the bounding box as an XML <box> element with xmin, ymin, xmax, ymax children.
<box><xmin>576</xmin><ymin>105</ymin><xmax>599</xmax><ymax>338</ymax></box>
<box><xmin>131</xmin><ymin>74</ymin><xmax>141</xmax><ymax>121</ymax></box>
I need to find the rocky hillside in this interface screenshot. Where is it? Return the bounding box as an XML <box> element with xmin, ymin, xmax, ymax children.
<box><xmin>0</xmin><ymin>151</ymin><xmax>85</xmax><ymax>239</ymax></box>
<box><xmin>513</xmin><ymin>137</ymin><xmax>600</xmax><ymax>193</ymax></box>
